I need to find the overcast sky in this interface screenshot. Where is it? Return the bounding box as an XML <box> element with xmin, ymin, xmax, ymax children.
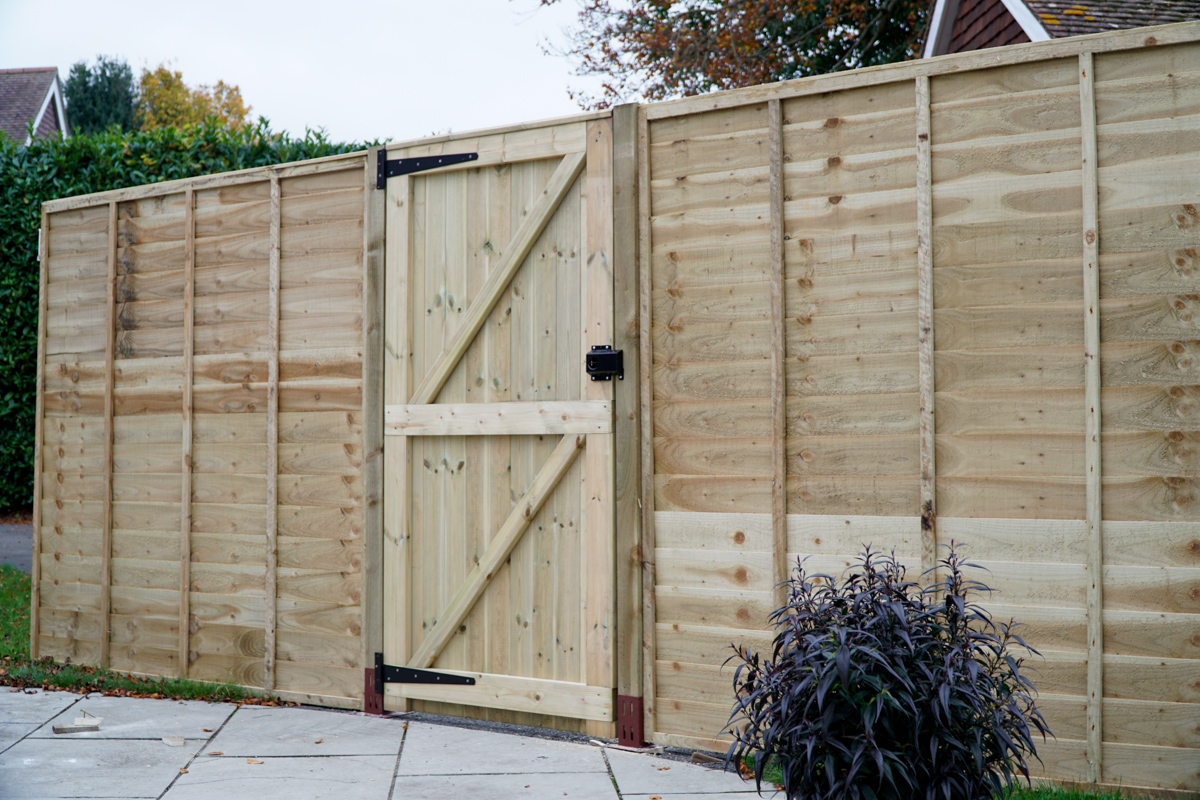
<box><xmin>0</xmin><ymin>0</ymin><xmax>606</xmax><ymax>143</ymax></box>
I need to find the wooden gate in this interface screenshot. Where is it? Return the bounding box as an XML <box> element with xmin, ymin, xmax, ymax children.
<box><xmin>381</xmin><ymin>117</ymin><xmax>616</xmax><ymax>728</ymax></box>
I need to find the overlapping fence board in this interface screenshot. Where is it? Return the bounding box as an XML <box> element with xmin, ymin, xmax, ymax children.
<box><xmin>640</xmin><ymin>24</ymin><xmax>1200</xmax><ymax>795</ymax></box>
<box><xmin>36</xmin><ymin>153</ymin><xmax>369</xmax><ymax>707</ymax></box>
<box><xmin>34</xmin><ymin>19</ymin><xmax>1200</xmax><ymax>793</ymax></box>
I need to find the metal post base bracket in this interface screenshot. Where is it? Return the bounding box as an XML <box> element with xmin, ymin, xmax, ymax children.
<box><xmin>617</xmin><ymin>694</ymin><xmax>646</xmax><ymax>748</ymax></box>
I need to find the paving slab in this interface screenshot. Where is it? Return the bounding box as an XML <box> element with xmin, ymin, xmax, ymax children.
<box><xmin>397</xmin><ymin>721</ymin><xmax>607</xmax><ymax>775</ymax></box>
<box><xmin>207</xmin><ymin>706</ymin><xmax>405</xmax><ymax>756</ymax></box>
<box><xmin>0</xmin><ymin>722</ymin><xmax>38</xmax><ymax>752</ymax></box>
<box><xmin>0</xmin><ymin>687</ymin><xmax>80</xmax><ymax>723</ymax></box>
<box><xmin>0</xmin><ymin>737</ymin><xmax>203</xmax><ymax>797</ymax></box>
<box><xmin>389</xmin><ymin>771</ymin><xmax>619</xmax><ymax>799</ymax></box>
<box><xmin>164</xmin><ymin>754</ymin><xmax>397</xmax><ymax>800</ymax></box>
<box><xmin>32</xmin><ymin>694</ymin><xmax>234</xmax><ymax>740</ymax></box>
<box><xmin>604</xmin><ymin>748</ymin><xmax>755</xmax><ymax>795</ymax></box>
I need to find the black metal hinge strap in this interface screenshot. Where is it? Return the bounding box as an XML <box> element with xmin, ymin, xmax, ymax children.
<box><xmin>376</xmin><ymin>148</ymin><xmax>479</xmax><ymax>188</ymax></box>
<box><xmin>373</xmin><ymin>652</ymin><xmax>476</xmax><ymax>694</ymax></box>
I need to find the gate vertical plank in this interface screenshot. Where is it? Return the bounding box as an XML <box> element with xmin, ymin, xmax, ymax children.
<box><xmin>178</xmin><ymin>188</ymin><xmax>195</xmax><ymax>678</ymax></box>
<box><xmin>264</xmin><ymin>175</ymin><xmax>281</xmax><ymax>691</ymax></box>
<box><xmin>637</xmin><ymin>106</ymin><xmax>657</xmax><ymax>738</ymax></box>
<box><xmin>612</xmin><ymin>103</ymin><xmax>642</xmax><ymax>703</ymax></box>
<box><xmin>915</xmin><ymin>76</ymin><xmax>937</xmax><ymax>578</ymax></box>
<box><xmin>484</xmin><ymin>162</ymin><xmax>514</xmax><ymax>692</ymax></box>
<box><xmin>584</xmin><ymin>118</ymin><xmax>617</xmax><ymax>734</ymax></box>
<box><xmin>1079</xmin><ymin>51</ymin><xmax>1104</xmax><ymax>786</ymax></box>
<box><xmin>384</xmin><ymin>173</ymin><xmax>412</xmax><ymax>710</ymax></box>
<box><xmin>30</xmin><ymin>211</ymin><xmax>48</xmax><ymax>660</ymax></box>
<box><xmin>768</xmin><ymin>99</ymin><xmax>787</xmax><ymax>607</ymax></box>
<box><xmin>100</xmin><ymin>201</ymin><xmax>117</xmax><ymax>669</ymax></box>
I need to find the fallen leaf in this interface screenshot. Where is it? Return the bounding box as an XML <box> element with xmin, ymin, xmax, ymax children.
<box><xmin>657</xmin><ymin>766</ymin><xmax>671</xmax><ymax>771</ymax></box>
<box><xmin>179</xmin><ymin>768</ymin><xmax>188</xmax><ymax>774</ymax></box>
<box><xmin>314</xmin><ymin>738</ymin><xmax>323</xmax><ymax>744</ymax></box>
<box><xmin>208</xmin><ymin>751</ymin><xmax>223</xmax><ymax>756</ymax></box>
<box><xmin>651</xmin><ymin>796</ymin><xmax>662</xmax><ymax>799</ymax></box>
<box><xmin>202</xmin><ymin>728</ymin><xmax>213</xmax><ymax>732</ymax></box>
<box><xmin>246</xmin><ymin>759</ymin><xmax>263</xmax><ymax>765</ymax></box>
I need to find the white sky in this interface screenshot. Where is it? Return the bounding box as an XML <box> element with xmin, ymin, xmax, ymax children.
<box><xmin>0</xmin><ymin>0</ymin><xmax>605</xmax><ymax>143</ymax></box>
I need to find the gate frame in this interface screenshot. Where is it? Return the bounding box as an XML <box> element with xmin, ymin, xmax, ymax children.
<box><xmin>361</xmin><ymin>109</ymin><xmax>645</xmax><ymax>742</ymax></box>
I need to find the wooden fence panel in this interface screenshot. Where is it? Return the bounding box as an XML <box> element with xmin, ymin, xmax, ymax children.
<box><xmin>36</xmin><ymin>155</ymin><xmax>369</xmax><ymax>708</ymax></box>
<box><xmin>641</xmin><ymin>24</ymin><xmax>1200</xmax><ymax>795</ymax></box>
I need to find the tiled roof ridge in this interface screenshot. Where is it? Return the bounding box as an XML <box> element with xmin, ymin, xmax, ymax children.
<box><xmin>0</xmin><ymin>67</ymin><xmax>58</xmax><ymax>75</ymax></box>
<box><xmin>1020</xmin><ymin>0</ymin><xmax>1200</xmax><ymax>37</ymax></box>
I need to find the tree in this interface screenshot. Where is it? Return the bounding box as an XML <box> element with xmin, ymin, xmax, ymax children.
<box><xmin>136</xmin><ymin>64</ymin><xmax>251</xmax><ymax>130</ymax></box>
<box><xmin>542</xmin><ymin>0</ymin><xmax>931</xmax><ymax>108</ymax></box>
<box><xmin>63</xmin><ymin>55</ymin><xmax>137</xmax><ymax>134</ymax></box>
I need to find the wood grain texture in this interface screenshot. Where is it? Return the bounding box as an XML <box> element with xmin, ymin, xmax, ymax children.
<box><xmin>101</xmin><ymin>202</ymin><xmax>117</xmax><ymax>669</ymax></box>
<box><xmin>407</xmin><ymin>151</ymin><xmax>586</xmax><ymax>406</ymax></box>
<box><xmin>178</xmin><ymin>189</ymin><xmax>195</xmax><ymax>678</ymax></box>
<box><xmin>612</xmin><ymin>102</ymin><xmax>643</xmax><ymax>702</ymax></box>
<box><xmin>31</xmin><ymin>211</ymin><xmax>49</xmax><ymax>659</ymax></box>
<box><xmin>264</xmin><ymin>175</ymin><xmax>280</xmax><ymax>691</ymax></box>
<box><xmin>768</xmin><ymin>98</ymin><xmax>788</xmax><ymax>609</ymax></box>
<box><xmin>361</xmin><ymin>148</ymin><xmax>385</xmax><ymax>681</ymax></box>
<box><xmin>1079</xmin><ymin>51</ymin><xmax>1105</xmax><ymax>785</ymax></box>
<box><xmin>916</xmin><ymin>75</ymin><xmax>937</xmax><ymax>577</ymax></box>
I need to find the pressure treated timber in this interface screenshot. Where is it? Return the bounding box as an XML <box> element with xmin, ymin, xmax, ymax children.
<box><xmin>915</xmin><ymin>75</ymin><xmax>937</xmax><ymax>577</ymax></box>
<box><xmin>406</xmin><ymin>151</ymin><xmax>586</xmax><ymax>406</ymax></box>
<box><xmin>385</xmin><ymin>401</ymin><xmax>611</xmax><ymax>436</ymax></box>
<box><xmin>637</xmin><ymin>103</ymin><xmax>658</xmax><ymax>739</ymax></box>
<box><xmin>361</xmin><ymin>147</ymin><xmax>386</xmax><ymax>681</ymax></box>
<box><xmin>38</xmin><ymin>153</ymin><xmax>369</xmax><ymax>705</ymax></box>
<box><xmin>31</xmin><ymin>213</ymin><xmax>49</xmax><ymax>659</ymax></box>
<box><xmin>264</xmin><ymin>175</ymin><xmax>280</xmax><ymax>691</ymax></box>
<box><xmin>640</xmin><ymin>26</ymin><xmax>1200</xmax><ymax>794</ymax></box>
<box><xmin>767</xmin><ymin>99</ymin><xmax>787</xmax><ymax>608</ymax></box>
<box><xmin>386</xmin><ymin>670</ymin><xmax>614</xmax><ymax>721</ymax></box>
<box><xmin>178</xmin><ymin>190</ymin><xmax>195</xmax><ymax>678</ymax></box>
<box><xmin>35</xmin><ymin>23</ymin><xmax>1200</xmax><ymax>790</ymax></box>
<box><xmin>407</xmin><ymin>434</ymin><xmax>586</xmax><ymax>670</ymax></box>
<box><xmin>100</xmin><ymin>202</ymin><xmax>117</xmax><ymax>669</ymax></box>
<box><xmin>1079</xmin><ymin>51</ymin><xmax>1105</xmax><ymax>786</ymax></box>
<box><xmin>612</xmin><ymin>102</ymin><xmax>643</xmax><ymax>705</ymax></box>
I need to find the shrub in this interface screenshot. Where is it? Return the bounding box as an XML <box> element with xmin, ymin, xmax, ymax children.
<box><xmin>0</xmin><ymin>120</ymin><xmax>371</xmax><ymax>511</ymax></box>
<box><xmin>726</xmin><ymin>546</ymin><xmax>1049</xmax><ymax>800</ymax></box>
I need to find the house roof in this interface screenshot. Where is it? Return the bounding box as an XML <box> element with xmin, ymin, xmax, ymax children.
<box><xmin>925</xmin><ymin>0</ymin><xmax>1200</xmax><ymax>57</ymax></box>
<box><xmin>1027</xmin><ymin>0</ymin><xmax>1200</xmax><ymax>37</ymax></box>
<box><xmin>0</xmin><ymin>67</ymin><xmax>65</xmax><ymax>144</ymax></box>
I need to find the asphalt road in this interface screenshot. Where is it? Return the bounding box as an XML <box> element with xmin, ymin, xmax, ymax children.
<box><xmin>0</xmin><ymin>524</ymin><xmax>31</xmax><ymax>572</ymax></box>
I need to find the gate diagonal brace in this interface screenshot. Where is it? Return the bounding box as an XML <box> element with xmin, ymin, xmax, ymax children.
<box><xmin>372</xmin><ymin>652</ymin><xmax>476</xmax><ymax>698</ymax></box>
<box><xmin>376</xmin><ymin>148</ymin><xmax>479</xmax><ymax>188</ymax></box>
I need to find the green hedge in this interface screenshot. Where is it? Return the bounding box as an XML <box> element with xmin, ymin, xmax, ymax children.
<box><xmin>0</xmin><ymin>120</ymin><xmax>369</xmax><ymax>511</ymax></box>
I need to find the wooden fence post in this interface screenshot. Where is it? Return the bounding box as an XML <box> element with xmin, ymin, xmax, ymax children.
<box><xmin>768</xmin><ymin>99</ymin><xmax>789</xmax><ymax>607</ymax></box>
<box><xmin>264</xmin><ymin>175</ymin><xmax>281</xmax><ymax>691</ymax></box>
<box><xmin>915</xmin><ymin>76</ymin><xmax>937</xmax><ymax>579</ymax></box>
<box><xmin>178</xmin><ymin>188</ymin><xmax>195</xmax><ymax>678</ymax></box>
<box><xmin>1079</xmin><ymin>50</ymin><xmax>1105</xmax><ymax>786</ymax></box>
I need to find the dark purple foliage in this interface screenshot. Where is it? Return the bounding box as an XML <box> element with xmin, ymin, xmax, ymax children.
<box><xmin>725</xmin><ymin>546</ymin><xmax>1049</xmax><ymax>800</ymax></box>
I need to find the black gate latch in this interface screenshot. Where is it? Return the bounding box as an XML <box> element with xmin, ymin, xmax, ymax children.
<box><xmin>586</xmin><ymin>345</ymin><xmax>624</xmax><ymax>381</ymax></box>
<box><xmin>373</xmin><ymin>652</ymin><xmax>476</xmax><ymax>695</ymax></box>
<box><xmin>376</xmin><ymin>148</ymin><xmax>479</xmax><ymax>188</ymax></box>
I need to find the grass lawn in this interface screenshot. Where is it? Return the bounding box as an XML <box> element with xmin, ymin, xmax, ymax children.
<box><xmin>0</xmin><ymin>564</ymin><xmax>275</xmax><ymax>703</ymax></box>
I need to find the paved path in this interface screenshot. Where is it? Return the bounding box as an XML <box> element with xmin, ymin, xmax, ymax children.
<box><xmin>0</xmin><ymin>687</ymin><xmax>767</xmax><ymax>799</ymax></box>
<box><xmin>0</xmin><ymin>524</ymin><xmax>32</xmax><ymax>573</ymax></box>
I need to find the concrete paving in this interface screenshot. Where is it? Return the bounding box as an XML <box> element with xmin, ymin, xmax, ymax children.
<box><xmin>0</xmin><ymin>523</ymin><xmax>32</xmax><ymax>572</ymax></box>
<box><xmin>0</xmin><ymin>687</ymin><xmax>765</xmax><ymax>799</ymax></box>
